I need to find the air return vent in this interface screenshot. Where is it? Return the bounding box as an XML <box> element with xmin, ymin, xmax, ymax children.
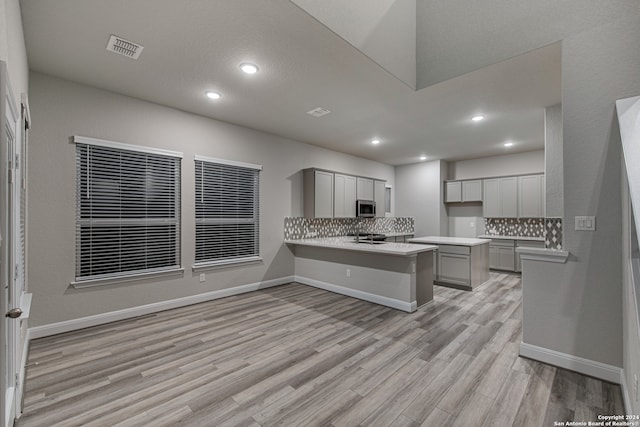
<box><xmin>106</xmin><ymin>35</ymin><xmax>144</xmax><ymax>59</ymax></box>
<box><xmin>306</xmin><ymin>107</ymin><xmax>331</xmax><ymax>118</ymax></box>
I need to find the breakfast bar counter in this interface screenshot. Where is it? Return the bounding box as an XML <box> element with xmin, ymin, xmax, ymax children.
<box><xmin>285</xmin><ymin>237</ymin><xmax>437</xmax><ymax>312</ymax></box>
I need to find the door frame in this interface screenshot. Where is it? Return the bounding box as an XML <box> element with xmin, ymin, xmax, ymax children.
<box><xmin>0</xmin><ymin>61</ymin><xmax>20</xmax><ymax>427</ymax></box>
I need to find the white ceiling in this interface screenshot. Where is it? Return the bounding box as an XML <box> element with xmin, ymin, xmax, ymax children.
<box><xmin>19</xmin><ymin>0</ymin><xmax>561</xmax><ymax>165</ymax></box>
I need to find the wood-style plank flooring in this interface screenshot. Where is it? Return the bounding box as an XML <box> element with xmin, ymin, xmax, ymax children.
<box><xmin>18</xmin><ymin>273</ymin><xmax>624</xmax><ymax>426</ymax></box>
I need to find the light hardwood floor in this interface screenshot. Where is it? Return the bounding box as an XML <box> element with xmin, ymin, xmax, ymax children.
<box><xmin>18</xmin><ymin>273</ymin><xmax>624</xmax><ymax>426</ymax></box>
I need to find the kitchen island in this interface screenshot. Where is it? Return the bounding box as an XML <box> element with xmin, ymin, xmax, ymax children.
<box><xmin>285</xmin><ymin>237</ymin><xmax>437</xmax><ymax>312</ymax></box>
<box><xmin>408</xmin><ymin>236</ymin><xmax>491</xmax><ymax>290</ymax></box>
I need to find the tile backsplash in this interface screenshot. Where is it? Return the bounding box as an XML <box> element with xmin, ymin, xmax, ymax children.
<box><xmin>284</xmin><ymin>217</ymin><xmax>414</xmax><ymax>240</ymax></box>
<box><xmin>544</xmin><ymin>217</ymin><xmax>563</xmax><ymax>250</ymax></box>
<box><xmin>484</xmin><ymin>218</ymin><xmax>545</xmax><ymax>237</ymax></box>
<box><xmin>484</xmin><ymin>217</ymin><xmax>563</xmax><ymax>250</ymax></box>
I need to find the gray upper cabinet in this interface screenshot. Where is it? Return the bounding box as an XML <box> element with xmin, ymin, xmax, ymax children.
<box><xmin>483</xmin><ymin>179</ymin><xmax>501</xmax><ymax>217</ymax></box>
<box><xmin>501</xmin><ymin>177</ymin><xmax>518</xmax><ymax>217</ymax></box>
<box><xmin>357</xmin><ymin>177</ymin><xmax>374</xmax><ymax>200</ymax></box>
<box><xmin>445</xmin><ymin>179</ymin><xmax>482</xmax><ymax>203</ymax></box>
<box><xmin>334</xmin><ymin>173</ymin><xmax>357</xmax><ymax>218</ymax></box>
<box><xmin>374</xmin><ymin>180</ymin><xmax>386</xmax><ymax>217</ymax></box>
<box><xmin>518</xmin><ymin>174</ymin><xmax>545</xmax><ymax>218</ymax></box>
<box><xmin>445</xmin><ymin>181</ymin><xmax>462</xmax><ymax>202</ymax></box>
<box><xmin>462</xmin><ymin>180</ymin><xmax>483</xmax><ymax>202</ymax></box>
<box><xmin>483</xmin><ymin>177</ymin><xmax>517</xmax><ymax>218</ymax></box>
<box><xmin>304</xmin><ymin>168</ymin><xmax>386</xmax><ymax>218</ymax></box>
<box><xmin>303</xmin><ymin>169</ymin><xmax>334</xmax><ymax>218</ymax></box>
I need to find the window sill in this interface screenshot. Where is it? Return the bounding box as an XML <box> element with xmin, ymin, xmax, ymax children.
<box><xmin>71</xmin><ymin>267</ymin><xmax>185</xmax><ymax>288</ymax></box>
<box><xmin>192</xmin><ymin>256</ymin><xmax>263</xmax><ymax>272</ymax></box>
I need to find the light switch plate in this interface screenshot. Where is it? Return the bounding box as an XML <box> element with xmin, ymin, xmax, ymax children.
<box><xmin>575</xmin><ymin>216</ymin><xmax>596</xmax><ymax>231</ymax></box>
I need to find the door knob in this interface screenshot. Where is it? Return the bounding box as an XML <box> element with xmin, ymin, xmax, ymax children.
<box><xmin>5</xmin><ymin>308</ymin><xmax>22</xmax><ymax>319</ymax></box>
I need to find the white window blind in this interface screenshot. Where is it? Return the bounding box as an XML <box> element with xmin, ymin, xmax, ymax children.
<box><xmin>195</xmin><ymin>156</ymin><xmax>261</xmax><ymax>266</ymax></box>
<box><xmin>75</xmin><ymin>137</ymin><xmax>182</xmax><ymax>283</ymax></box>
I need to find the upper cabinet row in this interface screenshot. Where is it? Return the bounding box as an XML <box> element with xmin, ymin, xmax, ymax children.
<box><xmin>304</xmin><ymin>169</ymin><xmax>386</xmax><ymax>218</ymax></box>
<box><xmin>445</xmin><ymin>174</ymin><xmax>545</xmax><ymax>218</ymax></box>
<box><xmin>445</xmin><ymin>180</ymin><xmax>483</xmax><ymax>203</ymax></box>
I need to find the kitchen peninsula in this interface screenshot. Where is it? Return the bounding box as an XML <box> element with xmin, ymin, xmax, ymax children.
<box><xmin>285</xmin><ymin>237</ymin><xmax>437</xmax><ymax>312</ymax></box>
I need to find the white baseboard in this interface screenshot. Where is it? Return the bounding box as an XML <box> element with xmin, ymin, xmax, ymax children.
<box><xmin>29</xmin><ymin>276</ymin><xmax>294</xmax><ymax>339</ymax></box>
<box><xmin>294</xmin><ymin>275</ymin><xmax>416</xmax><ymax>312</ymax></box>
<box><xmin>520</xmin><ymin>341</ymin><xmax>622</xmax><ymax>384</ymax></box>
<box><xmin>621</xmin><ymin>370</ymin><xmax>633</xmax><ymax>416</ymax></box>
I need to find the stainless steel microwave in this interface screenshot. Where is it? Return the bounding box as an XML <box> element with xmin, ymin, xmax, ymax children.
<box><xmin>356</xmin><ymin>200</ymin><xmax>376</xmax><ymax>217</ymax></box>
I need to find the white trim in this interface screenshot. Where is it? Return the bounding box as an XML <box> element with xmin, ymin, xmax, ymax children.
<box><xmin>4</xmin><ymin>388</ymin><xmax>14</xmax><ymax>427</ymax></box>
<box><xmin>519</xmin><ymin>342</ymin><xmax>622</xmax><ymax>384</ymax></box>
<box><xmin>192</xmin><ymin>257</ymin><xmax>262</xmax><ymax>271</ymax></box>
<box><xmin>15</xmin><ymin>328</ymin><xmax>30</xmax><ymax>418</ymax></box>
<box><xmin>71</xmin><ymin>267</ymin><xmax>185</xmax><ymax>288</ymax></box>
<box><xmin>30</xmin><ymin>276</ymin><xmax>294</xmax><ymax>339</ymax></box>
<box><xmin>294</xmin><ymin>275</ymin><xmax>417</xmax><ymax>312</ymax></box>
<box><xmin>194</xmin><ymin>154</ymin><xmax>262</xmax><ymax>171</ymax></box>
<box><xmin>18</xmin><ymin>293</ymin><xmax>31</xmax><ymax>320</ymax></box>
<box><xmin>73</xmin><ymin>135</ymin><xmax>184</xmax><ymax>158</ymax></box>
<box><xmin>516</xmin><ymin>247</ymin><xmax>569</xmax><ymax>263</ymax></box>
<box><xmin>621</xmin><ymin>370</ymin><xmax>633</xmax><ymax>417</ymax></box>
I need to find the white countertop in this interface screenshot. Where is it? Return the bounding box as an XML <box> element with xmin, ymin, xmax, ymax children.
<box><xmin>285</xmin><ymin>237</ymin><xmax>437</xmax><ymax>256</ymax></box>
<box><xmin>478</xmin><ymin>234</ymin><xmax>545</xmax><ymax>242</ymax></box>
<box><xmin>382</xmin><ymin>232</ymin><xmax>414</xmax><ymax>238</ymax></box>
<box><xmin>408</xmin><ymin>236</ymin><xmax>491</xmax><ymax>246</ymax></box>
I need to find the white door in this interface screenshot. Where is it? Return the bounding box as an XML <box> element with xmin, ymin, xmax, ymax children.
<box><xmin>1</xmin><ymin>68</ymin><xmax>21</xmax><ymax>427</ymax></box>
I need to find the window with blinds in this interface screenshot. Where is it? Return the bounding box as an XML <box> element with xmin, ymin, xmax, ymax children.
<box><xmin>194</xmin><ymin>156</ymin><xmax>261</xmax><ymax>267</ymax></box>
<box><xmin>74</xmin><ymin>136</ymin><xmax>182</xmax><ymax>284</ymax></box>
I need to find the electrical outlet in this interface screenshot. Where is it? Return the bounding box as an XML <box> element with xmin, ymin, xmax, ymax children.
<box><xmin>199</xmin><ymin>273</ymin><xmax>206</xmax><ymax>282</ymax></box>
<box><xmin>346</xmin><ymin>269</ymin><xmax>351</xmax><ymax>278</ymax></box>
<box><xmin>635</xmin><ymin>374</ymin><xmax>638</xmax><ymax>402</ymax></box>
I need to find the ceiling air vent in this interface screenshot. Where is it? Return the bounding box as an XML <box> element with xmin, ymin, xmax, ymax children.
<box><xmin>106</xmin><ymin>35</ymin><xmax>144</xmax><ymax>60</ymax></box>
<box><xmin>306</xmin><ymin>107</ymin><xmax>331</xmax><ymax>118</ymax></box>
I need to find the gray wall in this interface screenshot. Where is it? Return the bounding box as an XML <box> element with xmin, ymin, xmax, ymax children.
<box><xmin>27</xmin><ymin>72</ymin><xmax>395</xmax><ymax>327</ymax></box>
<box><xmin>0</xmin><ymin>0</ymin><xmax>28</xmax><ymax>104</ymax></box>
<box><xmin>415</xmin><ymin>0</ymin><xmax>637</xmax><ymax>89</ymax></box>
<box><xmin>447</xmin><ymin>150</ymin><xmax>545</xmax><ymax>181</ymax></box>
<box><xmin>545</xmin><ymin>104</ymin><xmax>563</xmax><ymax>217</ymax></box>
<box><xmin>523</xmin><ymin>10</ymin><xmax>640</xmax><ymax>367</ymax></box>
<box><xmin>395</xmin><ymin>160</ymin><xmax>447</xmax><ymax>237</ymax></box>
<box><xmin>291</xmin><ymin>0</ymin><xmax>416</xmax><ymax>88</ymax></box>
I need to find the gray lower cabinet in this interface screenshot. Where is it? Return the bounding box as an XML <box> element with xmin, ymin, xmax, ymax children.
<box><xmin>489</xmin><ymin>238</ymin><xmax>545</xmax><ymax>272</ymax></box>
<box><xmin>437</xmin><ymin>245</ymin><xmax>471</xmax><ymax>286</ymax></box>
<box><xmin>489</xmin><ymin>239</ymin><xmax>515</xmax><ymax>271</ymax></box>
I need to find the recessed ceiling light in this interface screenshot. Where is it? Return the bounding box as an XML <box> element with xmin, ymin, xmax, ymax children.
<box><xmin>504</xmin><ymin>141</ymin><xmax>514</xmax><ymax>147</ymax></box>
<box><xmin>471</xmin><ymin>115</ymin><xmax>485</xmax><ymax>122</ymax></box>
<box><xmin>240</xmin><ymin>63</ymin><xmax>259</xmax><ymax>74</ymax></box>
<box><xmin>419</xmin><ymin>155</ymin><xmax>427</xmax><ymax>161</ymax></box>
<box><xmin>371</xmin><ymin>139</ymin><xmax>380</xmax><ymax>145</ymax></box>
<box><xmin>205</xmin><ymin>91</ymin><xmax>221</xmax><ymax>100</ymax></box>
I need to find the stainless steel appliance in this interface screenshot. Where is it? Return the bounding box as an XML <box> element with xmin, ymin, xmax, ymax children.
<box><xmin>356</xmin><ymin>200</ymin><xmax>376</xmax><ymax>218</ymax></box>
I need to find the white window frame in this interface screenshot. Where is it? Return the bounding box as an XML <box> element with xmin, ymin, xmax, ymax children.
<box><xmin>72</xmin><ymin>136</ymin><xmax>183</xmax><ymax>287</ymax></box>
<box><xmin>192</xmin><ymin>155</ymin><xmax>262</xmax><ymax>270</ymax></box>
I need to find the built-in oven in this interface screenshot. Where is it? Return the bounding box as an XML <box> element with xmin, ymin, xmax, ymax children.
<box><xmin>356</xmin><ymin>200</ymin><xmax>376</xmax><ymax>218</ymax></box>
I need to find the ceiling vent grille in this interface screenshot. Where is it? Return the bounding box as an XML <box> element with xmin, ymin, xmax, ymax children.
<box><xmin>306</xmin><ymin>107</ymin><xmax>331</xmax><ymax>118</ymax></box>
<box><xmin>106</xmin><ymin>35</ymin><xmax>144</xmax><ymax>60</ymax></box>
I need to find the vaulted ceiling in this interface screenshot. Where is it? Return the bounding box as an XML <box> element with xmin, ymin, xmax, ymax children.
<box><xmin>20</xmin><ymin>0</ymin><xmax>566</xmax><ymax>165</ymax></box>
